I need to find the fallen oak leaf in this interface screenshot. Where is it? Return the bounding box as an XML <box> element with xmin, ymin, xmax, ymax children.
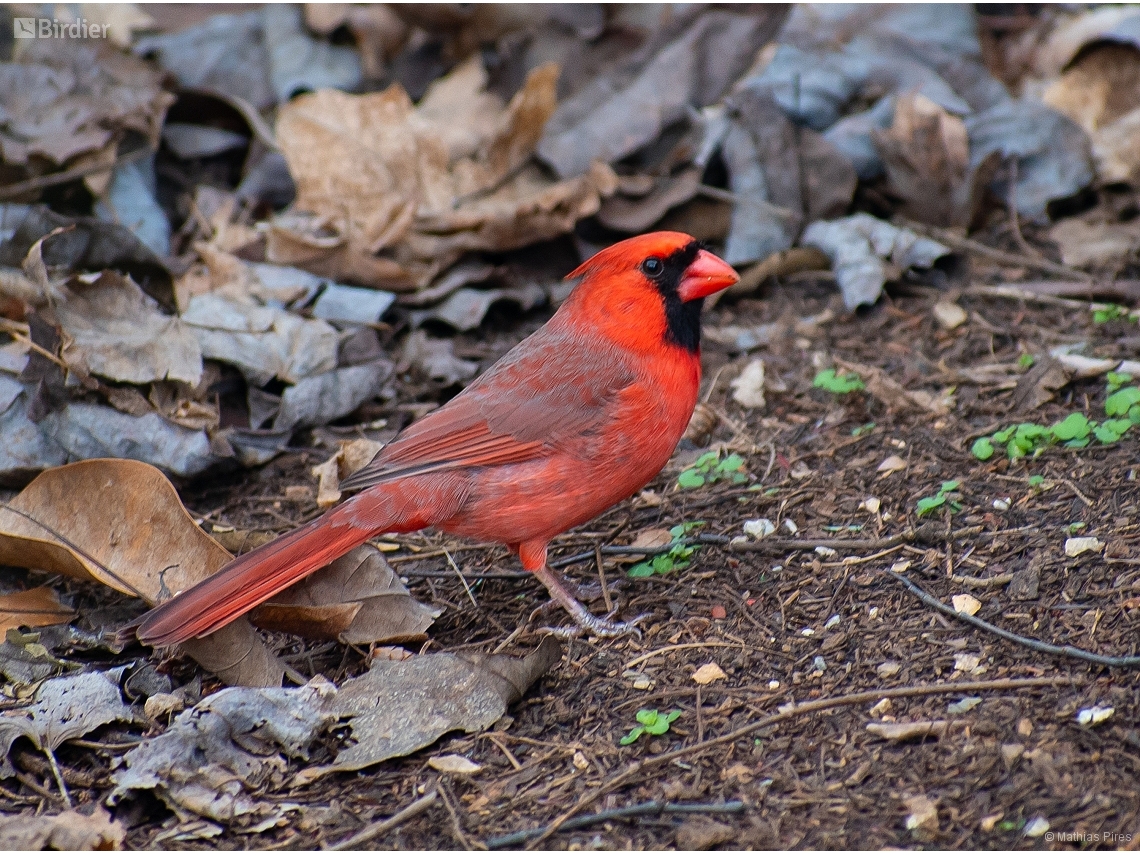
<box><xmin>0</xmin><ymin>807</ymin><xmax>125</xmax><ymax>850</ymax></box>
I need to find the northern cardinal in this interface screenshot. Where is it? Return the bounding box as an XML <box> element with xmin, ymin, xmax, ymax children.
<box><xmin>134</xmin><ymin>232</ymin><xmax>738</xmax><ymax>645</ymax></box>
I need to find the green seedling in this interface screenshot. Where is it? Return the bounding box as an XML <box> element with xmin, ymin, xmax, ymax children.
<box><xmin>813</xmin><ymin>368</ymin><xmax>865</xmax><ymax>394</ymax></box>
<box><xmin>1106</xmin><ymin>371</ymin><xmax>1133</xmax><ymax>394</ymax></box>
<box><xmin>1027</xmin><ymin>475</ymin><xmax>1045</xmax><ymax>488</ymax></box>
<box><xmin>851</xmin><ymin>422</ymin><xmax>876</xmax><ymax>437</ymax></box>
<box><xmin>916</xmin><ymin>480</ymin><xmax>962</xmax><ymax>517</ymax></box>
<box><xmin>1093</xmin><ymin>303</ymin><xmax>1127</xmax><ymax>324</ymax></box>
<box><xmin>677</xmin><ymin>450</ymin><xmax>748</xmax><ymax>489</ymax></box>
<box><xmin>1017</xmin><ymin>353</ymin><xmax>1035</xmax><ymax>369</ymax></box>
<box><xmin>628</xmin><ymin>522</ymin><xmax>704</xmax><ymax>578</ymax></box>
<box><xmin>620</xmin><ymin>709</ymin><xmax>681</xmax><ymax>745</ymax></box>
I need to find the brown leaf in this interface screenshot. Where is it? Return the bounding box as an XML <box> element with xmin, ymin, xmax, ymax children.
<box><xmin>252</xmin><ymin>546</ymin><xmax>440</xmax><ymax>644</ymax></box>
<box><xmin>1010</xmin><ymin>355</ymin><xmax>1071</xmax><ymax>413</ymax></box>
<box><xmin>0</xmin><ymin>807</ymin><xmax>125</xmax><ymax>850</ymax></box>
<box><xmin>0</xmin><ymin>586</ymin><xmax>74</xmax><ymax>633</ymax></box>
<box><xmin>873</xmin><ymin>94</ymin><xmax>998</xmax><ymax>228</ymax></box>
<box><xmin>867</xmin><ymin>720</ymin><xmax>951</xmax><ymax>741</ymax></box>
<box><xmin>313</xmin><ymin>636</ymin><xmax>562</xmax><ymax>776</ymax></box>
<box><xmin>0</xmin><ymin>459</ymin><xmax>284</xmax><ymax>687</ymax></box>
<box><xmin>836</xmin><ymin>359</ymin><xmax>952</xmax><ymax>415</ymax></box>
<box><xmin>271</xmin><ymin>59</ymin><xmax>614</xmax><ymax>291</ymax></box>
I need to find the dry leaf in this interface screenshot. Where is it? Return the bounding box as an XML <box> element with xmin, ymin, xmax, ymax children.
<box><xmin>730</xmin><ymin>359</ymin><xmax>766</xmax><ymax>409</ymax></box>
<box><xmin>951</xmin><ymin>594</ymin><xmax>981</xmax><ymax>616</ymax></box>
<box><xmin>428</xmin><ymin>754</ymin><xmax>482</xmax><ymax>775</ymax></box>
<box><xmin>630</xmin><ymin>528</ymin><xmax>673</xmax><ymax>550</ymax></box>
<box><xmin>311</xmin><ymin>637</ymin><xmax>562</xmax><ymax>777</ymax></box>
<box><xmin>0</xmin><ymin>586</ymin><xmax>74</xmax><ymax>633</ymax></box>
<box><xmin>837</xmin><ymin>359</ymin><xmax>952</xmax><ymax>416</ymax></box>
<box><xmin>0</xmin><ymin>807</ymin><xmax>125</xmax><ymax>850</ymax></box>
<box><xmin>1065</xmin><ymin>536</ymin><xmax>1104</xmax><ymax>557</ymax></box>
<box><xmin>272</xmin><ymin>59</ymin><xmax>613</xmax><ymax>290</ymax></box>
<box><xmin>111</xmin><ymin>678</ymin><xmax>338</xmax><ymax>824</ymax></box>
<box><xmin>0</xmin><ymin>459</ymin><xmax>284</xmax><ymax>687</ymax></box>
<box><xmin>1049</xmin><ymin>218</ymin><xmax>1140</xmax><ymax>268</ymax></box>
<box><xmin>873</xmin><ymin>93</ymin><xmax>998</xmax><ymax>228</ymax></box>
<box><xmin>691</xmin><ymin>663</ymin><xmax>727</xmax><ymax>685</ymax></box>
<box><xmin>877</xmin><ymin>455</ymin><xmax>907</xmax><ymax>475</ymax></box>
<box><xmin>903</xmin><ymin>794</ymin><xmax>939</xmax><ymax>834</ymax></box>
<box><xmin>251</xmin><ymin>546</ymin><xmax>440</xmax><ymax>644</ymax></box>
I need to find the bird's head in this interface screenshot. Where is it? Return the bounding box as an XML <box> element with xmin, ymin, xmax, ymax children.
<box><xmin>564</xmin><ymin>232</ymin><xmax>739</xmax><ymax>353</ymax></box>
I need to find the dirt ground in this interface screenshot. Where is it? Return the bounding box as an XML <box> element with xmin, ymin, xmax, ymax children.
<box><xmin>7</xmin><ymin>221</ymin><xmax>1140</xmax><ymax>850</ymax></box>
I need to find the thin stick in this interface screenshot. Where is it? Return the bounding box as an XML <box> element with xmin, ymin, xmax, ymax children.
<box><xmin>329</xmin><ymin>790</ymin><xmax>439</xmax><ymax>850</ymax></box>
<box><xmin>42</xmin><ymin>745</ymin><xmax>72</xmax><ymax>808</ymax></box>
<box><xmin>444</xmin><ymin>548</ymin><xmax>479</xmax><ymax>609</ymax></box>
<box><xmin>526</xmin><ymin>676</ymin><xmax>1072</xmax><ymax>847</ymax></box>
<box><xmin>488</xmin><ymin>799</ymin><xmax>746</xmax><ymax>848</ymax></box>
<box><xmin>437</xmin><ymin>779</ymin><xmax>482</xmax><ymax>850</ymax></box>
<box><xmin>0</xmin><ymin>146</ymin><xmax>151</xmax><ymax>200</ymax></box>
<box><xmin>885</xmin><ymin>571</ymin><xmax>1140</xmax><ymax>667</ymax></box>
<box><xmin>595</xmin><ymin>543</ymin><xmax>613</xmax><ymax>615</ymax></box>
<box><xmin>625</xmin><ymin>641</ymin><xmax>748</xmax><ymax>670</ymax></box>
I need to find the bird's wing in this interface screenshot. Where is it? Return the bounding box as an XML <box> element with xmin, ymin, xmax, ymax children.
<box><xmin>340</xmin><ymin>328</ymin><xmax>637</xmax><ymax>491</ymax></box>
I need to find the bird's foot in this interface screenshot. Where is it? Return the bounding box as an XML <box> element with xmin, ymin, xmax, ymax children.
<box><xmin>541</xmin><ymin>609</ymin><xmax>649</xmax><ymax>640</ymax></box>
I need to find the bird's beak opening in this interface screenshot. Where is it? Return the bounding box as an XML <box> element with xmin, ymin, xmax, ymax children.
<box><xmin>678</xmin><ymin>249</ymin><xmax>739</xmax><ymax>302</ymax></box>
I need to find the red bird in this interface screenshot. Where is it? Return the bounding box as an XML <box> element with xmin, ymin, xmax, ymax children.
<box><xmin>134</xmin><ymin>232</ymin><xmax>738</xmax><ymax>645</ymax></box>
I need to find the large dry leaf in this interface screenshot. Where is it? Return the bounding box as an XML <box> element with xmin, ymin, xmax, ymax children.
<box><xmin>54</xmin><ymin>271</ymin><xmax>203</xmax><ymax>386</ymax></box>
<box><xmin>312</xmin><ymin>636</ymin><xmax>562</xmax><ymax>776</ymax></box>
<box><xmin>0</xmin><ymin>586</ymin><xmax>74</xmax><ymax>633</ymax></box>
<box><xmin>271</xmin><ymin>58</ymin><xmax>614</xmax><ymax>290</ymax></box>
<box><xmin>0</xmin><ymin>807</ymin><xmax>126</xmax><ymax>850</ymax></box>
<box><xmin>110</xmin><ymin>678</ymin><xmax>337</xmax><ymax>824</ymax></box>
<box><xmin>251</xmin><ymin>546</ymin><xmax>440</xmax><ymax>644</ymax></box>
<box><xmin>0</xmin><ymin>459</ymin><xmax>283</xmax><ymax>687</ymax></box>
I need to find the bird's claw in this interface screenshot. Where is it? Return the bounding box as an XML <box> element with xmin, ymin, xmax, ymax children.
<box><xmin>541</xmin><ymin>610</ymin><xmax>649</xmax><ymax>640</ymax></box>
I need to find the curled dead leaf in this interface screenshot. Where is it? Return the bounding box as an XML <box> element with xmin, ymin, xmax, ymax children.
<box><xmin>0</xmin><ymin>586</ymin><xmax>74</xmax><ymax>633</ymax></box>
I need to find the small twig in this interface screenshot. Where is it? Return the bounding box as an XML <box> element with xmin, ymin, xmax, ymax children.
<box><xmin>595</xmin><ymin>543</ymin><xmax>613</xmax><ymax>615</ymax></box>
<box><xmin>483</xmin><ymin>733</ymin><xmax>523</xmax><ymax>770</ymax></box>
<box><xmin>42</xmin><ymin>745</ymin><xmax>71</xmax><ymax>809</ymax></box>
<box><xmin>1059</xmin><ymin>478</ymin><xmax>1094</xmax><ymax>508</ymax></box>
<box><xmin>437</xmin><ymin>779</ymin><xmax>483</xmax><ymax>850</ymax></box>
<box><xmin>885</xmin><ymin>571</ymin><xmax>1140</xmax><ymax>667</ymax></box>
<box><xmin>487</xmin><ymin>799</ymin><xmax>746</xmax><ymax>848</ymax></box>
<box><xmin>625</xmin><ymin>641</ymin><xmax>749</xmax><ymax>670</ymax></box>
<box><xmin>526</xmin><ymin>676</ymin><xmax>1073</xmax><ymax>847</ymax></box>
<box><xmin>444</xmin><ymin>548</ymin><xmax>479</xmax><ymax>610</ymax></box>
<box><xmin>1006</xmin><ymin>158</ymin><xmax>1045</xmax><ymax>261</ymax></box>
<box><xmin>948</xmin><ymin>572</ymin><xmax>1014</xmax><ymax>589</ymax></box>
<box><xmin>902</xmin><ymin>218</ymin><xmax>1092</xmax><ymax>282</ymax></box>
<box><xmin>329</xmin><ymin>790</ymin><xmax>439</xmax><ymax>850</ymax></box>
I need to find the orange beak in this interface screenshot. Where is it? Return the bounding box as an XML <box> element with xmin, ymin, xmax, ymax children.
<box><xmin>677</xmin><ymin>249</ymin><xmax>739</xmax><ymax>302</ymax></box>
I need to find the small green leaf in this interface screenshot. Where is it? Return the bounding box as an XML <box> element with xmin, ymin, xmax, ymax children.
<box><xmin>851</xmin><ymin>422</ymin><xmax>876</xmax><ymax>437</ymax></box>
<box><xmin>971</xmin><ymin>437</ymin><xmax>994</xmax><ymax>460</ymax></box>
<box><xmin>1028</xmin><ymin>475</ymin><xmax>1045</xmax><ymax>487</ymax></box>
<box><xmin>717</xmin><ymin>453</ymin><xmax>745</xmax><ymax>474</ymax></box>
<box><xmin>677</xmin><ymin>469</ymin><xmax>705</xmax><ymax>489</ymax></box>
<box><xmin>628</xmin><ymin>563</ymin><xmax>655</xmax><ymax>578</ymax></box>
<box><xmin>1017</xmin><ymin>353</ymin><xmax>1035</xmax><ymax>369</ymax></box>
<box><xmin>664</xmin><ymin>710</ymin><xmax>682</xmax><ymax>724</ymax></box>
<box><xmin>940</xmin><ymin>480</ymin><xmax>960</xmax><ymax>493</ymax></box>
<box><xmin>1106</xmin><ymin>387</ymin><xmax>1140</xmax><ymax>417</ymax></box>
<box><xmin>1095</xmin><ymin>419</ymin><xmax>1132</xmax><ymax>444</ymax></box>
<box><xmin>813</xmin><ymin>368</ymin><xmax>865</xmax><ymax>394</ymax></box>
<box><xmin>620</xmin><ymin>727</ymin><xmax>645</xmax><ymax>745</ymax></box>
<box><xmin>916</xmin><ymin>494</ymin><xmax>946</xmax><ymax>516</ymax></box>
<box><xmin>1093</xmin><ymin>303</ymin><xmax>1126</xmax><ymax>324</ymax></box>
<box><xmin>1050</xmin><ymin>412</ymin><xmax>1091</xmax><ymax>441</ymax></box>
<box><xmin>635</xmin><ymin>709</ymin><xmax>659</xmax><ymax>726</ymax></box>
<box><xmin>694</xmin><ymin>451</ymin><xmax>720</xmax><ymax>469</ymax></box>
<box><xmin>1107</xmin><ymin>371</ymin><xmax>1132</xmax><ymax>393</ymax></box>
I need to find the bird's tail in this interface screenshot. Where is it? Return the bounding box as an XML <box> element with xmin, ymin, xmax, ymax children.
<box><xmin>133</xmin><ymin>504</ymin><xmax>376</xmax><ymax>647</ymax></box>
<box><xmin>134</xmin><ymin>469</ymin><xmax>474</xmax><ymax>648</ymax></box>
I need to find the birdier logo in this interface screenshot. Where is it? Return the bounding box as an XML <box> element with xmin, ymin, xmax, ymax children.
<box><xmin>13</xmin><ymin>17</ymin><xmax>109</xmax><ymax>38</ymax></box>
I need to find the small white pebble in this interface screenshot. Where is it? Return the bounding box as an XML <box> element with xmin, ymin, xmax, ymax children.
<box><xmin>801</xmin><ymin>628</ymin><xmax>815</xmax><ymax>637</ymax></box>
<box><xmin>1023</xmin><ymin>817</ymin><xmax>1050</xmax><ymax>838</ymax></box>
<box><xmin>743</xmin><ymin>518</ymin><xmax>776</xmax><ymax>539</ymax></box>
<box><xmin>824</xmin><ymin>614</ymin><xmax>841</xmax><ymax>630</ymax></box>
<box><xmin>869</xmin><ymin>607</ymin><xmax>880</xmax><ymax>619</ymax></box>
<box><xmin>768</xmin><ymin>680</ymin><xmax>780</xmax><ymax>690</ymax></box>
<box><xmin>815</xmin><ymin>545</ymin><xmax>837</xmax><ymax>558</ymax></box>
<box><xmin>812</xmin><ymin>655</ymin><xmax>827</xmax><ymax>672</ymax></box>
<box><xmin>783</xmin><ymin>518</ymin><xmax>799</xmax><ymax>535</ymax></box>
<box><xmin>1077</xmin><ymin>705</ymin><xmax>1114</xmax><ymax>726</ymax></box>
<box><xmin>993</xmin><ymin>497</ymin><xmax>1011</xmax><ymax>511</ymax></box>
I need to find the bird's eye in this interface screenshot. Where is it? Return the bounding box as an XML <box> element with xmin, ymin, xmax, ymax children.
<box><xmin>641</xmin><ymin>257</ymin><xmax>664</xmax><ymax>278</ymax></box>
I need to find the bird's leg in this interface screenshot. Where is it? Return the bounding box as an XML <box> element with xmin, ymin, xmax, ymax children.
<box><xmin>520</xmin><ymin>541</ymin><xmax>646</xmax><ymax>639</ymax></box>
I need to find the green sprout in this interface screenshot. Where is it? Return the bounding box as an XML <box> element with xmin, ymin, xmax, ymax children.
<box><xmin>1017</xmin><ymin>353</ymin><xmax>1035</xmax><ymax>369</ymax></box>
<box><xmin>851</xmin><ymin>422</ymin><xmax>876</xmax><ymax>437</ymax></box>
<box><xmin>677</xmin><ymin>451</ymin><xmax>748</xmax><ymax>489</ymax></box>
<box><xmin>1093</xmin><ymin>304</ymin><xmax>1127</xmax><ymax>324</ymax></box>
<box><xmin>1106</xmin><ymin>371</ymin><xmax>1133</xmax><ymax>394</ymax></box>
<box><xmin>629</xmin><ymin>522</ymin><xmax>704</xmax><ymax>578</ymax></box>
<box><xmin>916</xmin><ymin>480</ymin><xmax>962</xmax><ymax>517</ymax></box>
<box><xmin>813</xmin><ymin>368</ymin><xmax>865</xmax><ymax>394</ymax></box>
<box><xmin>620</xmin><ymin>709</ymin><xmax>681</xmax><ymax>745</ymax></box>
